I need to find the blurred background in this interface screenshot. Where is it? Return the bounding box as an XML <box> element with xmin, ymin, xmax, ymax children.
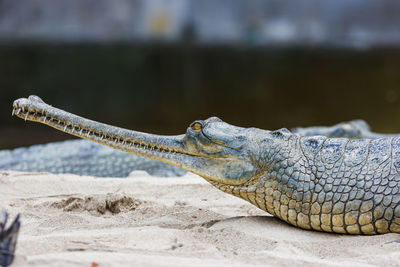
<box><xmin>1</xmin><ymin>0</ymin><xmax>400</xmax><ymax>149</ymax></box>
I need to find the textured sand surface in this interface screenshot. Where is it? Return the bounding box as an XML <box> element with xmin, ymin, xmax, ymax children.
<box><xmin>1</xmin><ymin>171</ymin><xmax>400</xmax><ymax>267</ymax></box>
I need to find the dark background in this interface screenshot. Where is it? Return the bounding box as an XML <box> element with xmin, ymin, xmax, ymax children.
<box><xmin>1</xmin><ymin>0</ymin><xmax>400</xmax><ymax>149</ymax></box>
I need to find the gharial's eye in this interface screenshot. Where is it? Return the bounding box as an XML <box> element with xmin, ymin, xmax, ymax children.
<box><xmin>190</xmin><ymin>121</ymin><xmax>203</xmax><ymax>132</ymax></box>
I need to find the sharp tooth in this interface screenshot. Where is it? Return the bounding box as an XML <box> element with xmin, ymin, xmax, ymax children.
<box><xmin>43</xmin><ymin>116</ymin><xmax>46</xmax><ymax>122</ymax></box>
<box><xmin>24</xmin><ymin>112</ymin><xmax>29</xmax><ymax>121</ymax></box>
<box><xmin>79</xmin><ymin>129</ymin><xmax>83</xmax><ymax>135</ymax></box>
<box><xmin>12</xmin><ymin>108</ymin><xmax>15</xmax><ymax>116</ymax></box>
<box><xmin>16</xmin><ymin>109</ymin><xmax>21</xmax><ymax>115</ymax></box>
<box><xmin>63</xmin><ymin>125</ymin><xmax>67</xmax><ymax>131</ymax></box>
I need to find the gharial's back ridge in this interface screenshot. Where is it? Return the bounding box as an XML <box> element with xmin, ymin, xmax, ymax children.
<box><xmin>11</xmin><ymin>95</ymin><xmax>400</xmax><ymax>235</ymax></box>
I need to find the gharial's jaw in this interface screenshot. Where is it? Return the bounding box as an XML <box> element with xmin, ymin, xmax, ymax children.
<box><xmin>12</xmin><ymin>95</ymin><xmax>257</xmax><ymax>185</ymax></box>
<box><xmin>12</xmin><ymin>96</ymin><xmax>188</xmax><ymax>165</ymax></box>
<box><xmin>12</xmin><ymin>96</ymin><xmax>207</xmax><ymax>174</ymax></box>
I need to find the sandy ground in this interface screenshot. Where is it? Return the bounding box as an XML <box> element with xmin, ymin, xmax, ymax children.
<box><xmin>1</xmin><ymin>171</ymin><xmax>400</xmax><ymax>267</ymax></box>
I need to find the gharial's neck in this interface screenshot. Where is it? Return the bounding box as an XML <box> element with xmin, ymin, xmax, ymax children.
<box><xmin>206</xmin><ymin>134</ymin><xmax>304</xmax><ymax>217</ymax></box>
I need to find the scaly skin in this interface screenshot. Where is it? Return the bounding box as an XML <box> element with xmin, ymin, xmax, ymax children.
<box><xmin>0</xmin><ymin>139</ymin><xmax>186</xmax><ymax>177</ymax></box>
<box><xmin>293</xmin><ymin>119</ymin><xmax>400</xmax><ymax>139</ymax></box>
<box><xmin>210</xmin><ymin>135</ymin><xmax>400</xmax><ymax>234</ymax></box>
<box><xmin>12</xmin><ymin>95</ymin><xmax>400</xmax><ymax>234</ymax></box>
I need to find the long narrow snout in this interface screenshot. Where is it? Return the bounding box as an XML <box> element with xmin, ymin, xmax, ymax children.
<box><xmin>12</xmin><ymin>96</ymin><xmax>191</xmax><ymax>169</ymax></box>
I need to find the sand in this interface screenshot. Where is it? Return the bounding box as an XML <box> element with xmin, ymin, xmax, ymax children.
<box><xmin>1</xmin><ymin>171</ymin><xmax>400</xmax><ymax>267</ymax></box>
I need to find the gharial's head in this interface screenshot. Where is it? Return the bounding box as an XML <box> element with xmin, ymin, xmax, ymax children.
<box><xmin>176</xmin><ymin>117</ymin><xmax>292</xmax><ymax>186</ymax></box>
<box><xmin>178</xmin><ymin>116</ymin><xmax>256</xmax><ymax>185</ymax></box>
<box><xmin>13</xmin><ymin>95</ymin><xmax>291</xmax><ymax>187</ymax></box>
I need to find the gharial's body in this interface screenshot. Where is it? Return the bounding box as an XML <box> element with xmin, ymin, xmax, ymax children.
<box><xmin>211</xmin><ymin>133</ymin><xmax>400</xmax><ymax>234</ymax></box>
<box><xmin>12</xmin><ymin>95</ymin><xmax>400</xmax><ymax>234</ymax></box>
<box><xmin>0</xmin><ymin>139</ymin><xmax>186</xmax><ymax>177</ymax></box>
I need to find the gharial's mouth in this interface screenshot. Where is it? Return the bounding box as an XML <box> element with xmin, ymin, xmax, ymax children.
<box><xmin>12</xmin><ymin>97</ymin><xmax>193</xmax><ymax>159</ymax></box>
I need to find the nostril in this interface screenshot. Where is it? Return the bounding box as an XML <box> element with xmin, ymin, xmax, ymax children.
<box><xmin>28</xmin><ymin>95</ymin><xmax>44</xmax><ymax>103</ymax></box>
<box><xmin>208</xmin><ymin>117</ymin><xmax>222</xmax><ymax>123</ymax></box>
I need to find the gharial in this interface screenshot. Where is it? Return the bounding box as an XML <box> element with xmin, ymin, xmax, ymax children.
<box><xmin>0</xmin><ymin>139</ymin><xmax>186</xmax><ymax>177</ymax></box>
<box><xmin>2</xmin><ymin>119</ymin><xmax>396</xmax><ymax>178</ymax></box>
<box><xmin>11</xmin><ymin>95</ymin><xmax>400</xmax><ymax>235</ymax></box>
